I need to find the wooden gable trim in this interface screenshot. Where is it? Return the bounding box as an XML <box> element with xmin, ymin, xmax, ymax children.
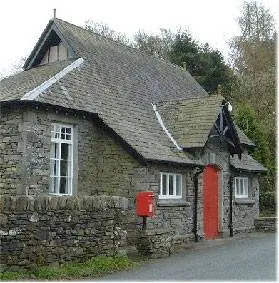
<box><xmin>214</xmin><ymin>101</ymin><xmax>242</xmax><ymax>157</ymax></box>
<box><xmin>24</xmin><ymin>20</ymin><xmax>76</xmax><ymax>70</ymax></box>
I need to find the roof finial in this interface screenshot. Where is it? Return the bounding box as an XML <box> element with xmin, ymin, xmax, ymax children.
<box><xmin>53</xmin><ymin>8</ymin><xmax>56</xmax><ymax>19</ymax></box>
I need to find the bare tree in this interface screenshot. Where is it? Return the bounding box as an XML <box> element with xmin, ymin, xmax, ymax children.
<box><xmin>84</xmin><ymin>20</ymin><xmax>131</xmax><ymax>45</ymax></box>
<box><xmin>229</xmin><ymin>1</ymin><xmax>276</xmax><ymax>75</ymax></box>
<box><xmin>134</xmin><ymin>28</ymin><xmax>175</xmax><ymax>59</ymax></box>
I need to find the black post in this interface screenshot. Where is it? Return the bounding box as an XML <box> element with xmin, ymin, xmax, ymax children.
<box><xmin>142</xmin><ymin>216</ymin><xmax>147</xmax><ymax>231</ymax></box>
<box><xmin>228</xmin><ymin>176</ymin><xmax>234</xmax><ymax>237</ymax></box>
<box><xmin>193</xmin><ymin>168</ymin><xmax>203</xmax><ymax>242</ymax></box>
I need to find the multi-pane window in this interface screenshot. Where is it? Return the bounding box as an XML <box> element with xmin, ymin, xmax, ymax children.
<box><xmin>50</xmin><ymin>124</ymin><xmax>73</xmax><ymax>195</ymax></box>
<box><xmin>234</xmin><ymin>177</ymin><xmax>248</xmax><ymax>198</ymax></box>
<box><xmin>160</xmin><ymin>173</ymin><xmax>182</xmax><ymax>199</ymax></box>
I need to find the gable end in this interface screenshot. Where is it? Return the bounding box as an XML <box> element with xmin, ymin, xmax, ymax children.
<box><xmin>24</xmin><ymin>20</ymin><xmax>76</xmax><ymax>70</ymax></box>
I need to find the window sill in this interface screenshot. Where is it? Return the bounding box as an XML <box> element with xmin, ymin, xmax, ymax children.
<box><xmin>157</xmin><ymin>199</ymin><xmax>191</xmax><ymax>207</ymax></box>
<box><xmin>234</xmin><ymin>199</ymin><xmax>255</xmax><ymax>205</ymax></box>
<box><xmin>49</xmin><ymin>193</ymin><xmax>72</xmax><ymax>196</ymax></box>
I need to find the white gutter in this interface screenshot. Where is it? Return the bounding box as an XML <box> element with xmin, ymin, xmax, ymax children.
<box><xmin>21</xmin><ymin>57</ymin><xmax>84</xmax><ymax>101</ymax></box>
<box><xmin>152</xmin><ymin>103</ymin><xmax>183</xmax><ymax>151</ymax></box>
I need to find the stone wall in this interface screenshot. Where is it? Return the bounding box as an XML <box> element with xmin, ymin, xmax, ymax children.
<box><xmin>255</xmin><ymin>217</ymin><xmax>277</xmax><ymax>232</ymax></box>
<box><xmin>233</xmin><ymin>174</ymin><xmax>260</xmax><ymax>233</ymax></box>
<box><xmin>0</xmin><ymin>195</ymin><xmax>134</xmax><ymax>271</ymax></box>
<box><xmin>201</xmin><ymin>134</ymin><xmax>260</xmax><ymax>236</ymax></box>
<box><xmin>0</xmin><ymin>104</ymin><xmax>23</xmax><ymax>195</ymax></box>
<box><xmin>0</xmin><ymin>103</ymin><xmax>141</xmax><ymax>198</ymax></box>
<box><xmin>131</xmin><ymin>164</ymin><xmax>200</xmax><ymax>246</ymax></box>
<box><xmin>0</xmin><ymin>103</ymin><xmax>198</xmax><ymax>249</ymax></box>
<box><xmin>201</xmin><ymin>135</ymin><xmax>232</xmax><ymax>236</ymax></box>
<box><xmin>1</xmin><ymin>103</ymin><xmax>262</xmax><ymax>263</ymax></box>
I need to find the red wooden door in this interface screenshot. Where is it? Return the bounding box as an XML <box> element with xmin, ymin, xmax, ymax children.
<box><xmin>203</xmin><ymin>165</ymin><xmax>219</xmax><ymax>240</ymax></box>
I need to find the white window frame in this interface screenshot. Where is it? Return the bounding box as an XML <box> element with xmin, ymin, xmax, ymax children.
<box><xmin>49</xmin><ymin>123</ymin><xmax>74</xmax><ymax>195</ymax></box>
<box><xmin>159</xmin><ymin>172</ymin><xmax>182</xmax><ymax>199</ymax></box>
<box><xmin>234</xmin><ymin>177</ymin><xmax>249</xmax><ymax>198</ymax></box>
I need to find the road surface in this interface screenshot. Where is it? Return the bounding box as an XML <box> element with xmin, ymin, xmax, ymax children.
<box><xmin>99</xmin><ymin>232</ymin><xmax>276</xmax><ymax>281</ymax></box>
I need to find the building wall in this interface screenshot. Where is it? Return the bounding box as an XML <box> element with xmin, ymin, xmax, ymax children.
<box><xmin>232</xmin><ymin>173</ymin><xmax>260</xmax><ymax>233</ymax></box>
<box><xmin>0</xmin><ymin>104</ymin><xmax>141</xmax><ymax>198</ymax></box>
<box><xmin>0</xmin><ymin>104</ymin><xmax>24</xmax><ymax>196</ymax></box>
<box><xmin>134</xmin><ymin>164</ymin><xmax>200</xmax><ymax>242</ymax></box>
<box><xmin>0</xmin><ymin>103</ymin><xmax>260</xmax><ymax>254</ymax></box>
<box><xmin>0</xmin><ymin>104</ymin><xmax>197</xmax><ymax>247</ymax></box>
<box><xmin>201</xmin><ymin>135</ymin><xmax>260</xmax><ymax>235</ymax></box>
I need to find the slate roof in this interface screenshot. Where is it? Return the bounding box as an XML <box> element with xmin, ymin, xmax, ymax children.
<box><xmin>0</xmin><ymin>18</ymin><xmax>208</xmax><ymax>166</ymax></box>
<box><xmin>230</xmin><ymin>154</ymin><xmax>267</xmax><ymax>172</ymax></box>
<box><xmin>157</xmin><ymin>96</ymin><xmax>255</xmax><ymax>149</ymax></box>
<box><xmin>234</xmin><ymin>125</ymin><xmax>255</xmax><ymax>147</ymax></box>
<box><xmin>157</xmin><ymin>95</ymin><xmax>224</xmax><ymax>148</ymax></box>
<box><xmin>0</xmin><ymin>60</ymin><xmax>73</xmax><ymax>102</ymax></box>
<box><xmin>0</xmin><ymin>18</ymin><xmax>259</xmax><ymax>169</ymax></box>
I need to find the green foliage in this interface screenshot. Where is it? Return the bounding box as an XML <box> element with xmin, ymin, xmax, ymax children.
<box><xmin>235</xmin><ymin>104</ymin><xmax>269</xmax><ymax>163</ymax></box>
<box><xmin>230</xmin><ymin>1</ymin><xmax>276</xmax><ymax>198</ymax></box>
<box><xmin>234</xmin><ymin>102</ymin><xmax>275</xmax><ymax>193</ymax></box>
<box><xmin>134</xmin><ymin>28</ymin><xmax>236</xmax><ymax>95</ymax></box>
<box><xmin>0</xmin><ymin>255</ymin><xmax>137</xmax><ymax>280</ymax></box>
<box><xmin>0</xmin><ymin>271</ymin><xmax>22</xmax><ymax>281</ymax></box>
<box><xmin>85</xmin><ymin>20</ymin><xmax>235</xmax><ymax>95</ymax></box>
<box><xmin>259</xmin><ymin>191</ymin><xmax>276</xmax><ymax>216</ymax></box>
<box><xmin>168</xmin><ymin>32</ymin><xmax>235</xmax><ymax>94</ymax></box>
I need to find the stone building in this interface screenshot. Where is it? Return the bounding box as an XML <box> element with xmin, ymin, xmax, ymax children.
<box><xmin>0</xmin><ymin>18</ymin><xmax>266</xmax><ymax>246</ymax></box>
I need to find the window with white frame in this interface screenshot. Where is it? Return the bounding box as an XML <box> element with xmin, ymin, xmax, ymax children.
<box><xmin>234</xmin><ymin>177</ymin><xmax>248</xmax><ymax>198</ymax></box>
<box><xmin>50</xmin><ymin>124</ymin><xmax>73</xmax><ymax>195</ymax></box>
<box><xmin>160</xmin><ymin>172</ymin><xmax>182</xmax><ymax>199</ymax></box>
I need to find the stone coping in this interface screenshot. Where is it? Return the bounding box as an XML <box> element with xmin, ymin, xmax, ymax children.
<box><xmin>157</xmin><ymin>200</ymin><xmax>191</xmax><ymax>207</ymax></box>
<box><xmin>0</xmin><ymin>195</ymin><xmax>128</xmax><ymax>211</ymax></box>
<box><xmin>234</xmin><ymin>199</ymin><xmax>255</xmax><ymax>205</ymax></box>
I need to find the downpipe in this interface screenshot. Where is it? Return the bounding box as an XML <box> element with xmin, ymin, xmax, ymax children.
<box><xmin>193</xmin><ymin>167</ymin><xmax>203</xmax><ymax>242</ymax></box>
<box><xmin>228</xmin><ymin>175</ymin><xmax>234</xmax><ymax>237</ymax></box>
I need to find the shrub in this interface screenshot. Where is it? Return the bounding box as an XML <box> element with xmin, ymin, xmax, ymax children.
<box><xmin>260</xmin><ymin>191</ymin><xmax>276</xmax><ymax>216</ymax></box>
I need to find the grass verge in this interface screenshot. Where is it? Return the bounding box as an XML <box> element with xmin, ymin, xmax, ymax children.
<box><xmin>0</xmin><ymin>255</ymin><xmax>139</xmax><ymax>280</ymax></box>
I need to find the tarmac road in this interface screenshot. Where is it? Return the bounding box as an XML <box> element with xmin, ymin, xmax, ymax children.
<box><xmin>99</xmin><ymin>232</ymin><xmax>276</xmax><ymax>281</ymax></box>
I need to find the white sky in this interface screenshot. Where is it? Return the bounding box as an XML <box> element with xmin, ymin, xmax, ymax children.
<box><xmin>0</xmin><ymin>0</ymin><xmax>278</xmax><ymax>77</ymax></box>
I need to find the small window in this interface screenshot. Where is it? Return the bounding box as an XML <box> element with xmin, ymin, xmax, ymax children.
<box><xmin>234</xmin><ymin>177</ymin><xmax>248</xmax><ymax>198</ymax></box>
<box><xmin>39</xmin><ymin>42</ymin><xmax>68</xmax><ymax>65</ymax></box>
<box><xmin>50</xmin><ymin>124</ymin><xmax>73</xmax><ymax>195</ymax></box>
<box><xmin>160</xmin><ymin>173</ymin><xmax>182</xmax><ymax>199</ymax></box>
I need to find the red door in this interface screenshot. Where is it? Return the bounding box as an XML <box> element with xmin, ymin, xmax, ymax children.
<box><xmin>203</xmin><ymin>165</ymin><xmax>219</xmax><ymax>240</ymax></box>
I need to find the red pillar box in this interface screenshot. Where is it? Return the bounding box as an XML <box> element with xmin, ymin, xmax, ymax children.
<box><xmin>136</xmin><ymin>191</ymin><xmax>155</xmax><ymax>217</ymax></box>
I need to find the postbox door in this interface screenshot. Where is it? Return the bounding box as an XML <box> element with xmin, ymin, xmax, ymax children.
<box><xmin>136</xmin><ymin>192</ymin><xmax>155</xmax><ymax>217</ymax></box>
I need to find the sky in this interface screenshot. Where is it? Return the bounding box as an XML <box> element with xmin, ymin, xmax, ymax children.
<box><xmin>0</xmin><ymin>0</ymin><xmax>278</xmax><ymax>77</ymax></box>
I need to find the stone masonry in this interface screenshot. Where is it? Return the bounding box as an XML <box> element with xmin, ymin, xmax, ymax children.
<box><xmin>0</xmin><ymin>195</ymin><xmax>132</xmax><ymax>271</ymax></box>
<box><xmin>0</xmin><ymin>103</ymin><xmax>262</xmax><ymax>263</ymax></box>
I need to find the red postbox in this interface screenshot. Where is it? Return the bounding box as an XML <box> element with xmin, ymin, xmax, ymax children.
<box><xmin>136</xmin><ymin>191</ymin><xmax>155</xmax><ymax>217</ymax></box>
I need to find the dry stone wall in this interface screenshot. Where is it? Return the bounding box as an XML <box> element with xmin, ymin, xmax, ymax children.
<box><xmin>255</xmin><ymin>217</ymin><xmax>276</xmax><ymax>232</ymax></box>
<box><xmin>0</xmin><ymin>195</ymin><xmax>134</xmax><ymax>271</ymax></box>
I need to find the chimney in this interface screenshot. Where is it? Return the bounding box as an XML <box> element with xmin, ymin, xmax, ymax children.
<box><xmin>182</xmin><ymin>62</ymin><xmax>187</xmax><ymax>70</ymax></box>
